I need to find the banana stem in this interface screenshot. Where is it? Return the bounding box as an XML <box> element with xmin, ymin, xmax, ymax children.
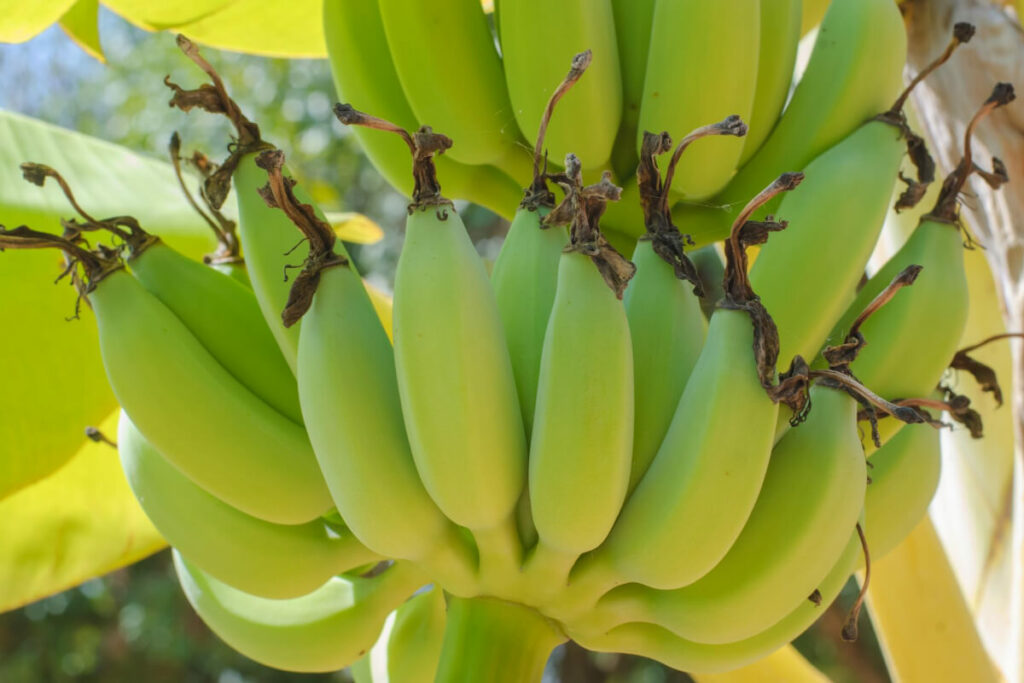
<box><xmin>519</xmin><ymin>541</ymin><xmax>578</xmax><ymax>606</ymax></box>
<box><xmin>542</xmin><ymin>552</ymin><xmax>623</xmax><ymax>622</ymax></box>
<box><xmin>472</xmin><ymin>516</ymin><xmax>524</xmax><ymax>597</ymax></box>
<box><xmin>434</xmin><ymin>596</ymin><xmax>565</xmax><ymax>683</ymax></box>
<box><xmin>416</xmin><ymin>526</ymin><xmax>480</xmax><ymax>598</ymax></box>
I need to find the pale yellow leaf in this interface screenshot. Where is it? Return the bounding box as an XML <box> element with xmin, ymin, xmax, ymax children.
<box><xmin>173</xmin><ymin>0</ymin><xmax>326</xmax><ymax>58</ymax></box>
<box><xmin>866</xmin><ymin>518</ymin><xmax>1000</xmax><ymax>682</ymax></box>
<box><xmin>364</xmin><ymin>279</ymin><xmax>393</xmax><ymax>341</ymax></box>
<box><xmin>101</xmin><ymin>0</ymin><xmax>233</xmax><ymax>30</ymax></box>
<box><xmin>0</xmin><ymin>110</ymin><xmax>214</xmax><ymax>499</ymax></box>
<box><xmin>326</xmin><ymin>211</ymin><xmax>384</xmax><ymax>245</ymax></box>
<box><xmin>692</xmin><ymin>645</ymin><xmax>828</xmax><ymax>683</ymax></box>
<box><xmin>931</xmin><ymin>245</ymin><xmax>1016</xmax><ymax>677</ymax></box>
<box><xmin>0</xmin><ymin>411</ymin><xmax>166</xmax><ymax>613</ymax></box>
<box><xmin>0</xmin><ymin>0</ymin><xmax>76</xmax><ymax>43</ymax></box>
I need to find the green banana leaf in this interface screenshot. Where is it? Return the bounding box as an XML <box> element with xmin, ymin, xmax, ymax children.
<box><xmin>0</xmin><ymin>109</ymin><xmax>214</xmax><ymax>500</ymax></box>
<box><xmin>0</xmin><ymin>410</ymin><xmax>166</xmax><ymax>613</ymax></box>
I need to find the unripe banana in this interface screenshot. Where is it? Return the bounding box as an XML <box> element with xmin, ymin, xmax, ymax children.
<box><xmin>576</xmin><ymin>173</ymin><xmax>804</xmax><ymax>593</ymax></box>
<box><xmin>91</xmin><ymin>269</ymin><xmax>332</xmax><ymax>524</ymax></box>
<box><xmin>826</xmin><ymin>83</ymin><xmax>1012</xmax><ymax>446</ymax></box>
<box><xmin>738</xmin><ymin>0</ymin><xmax>802</xmax><ymax>165</ymax></box>
<box><xmin>567</xmin><ymin>532</ymin><xmax>861</xmax><ymax>675</ymax></box>
<box><xmin>174</xmin><ymin>551</ymin><xmax>426</xmax><ymax>673</ymax></box>
<box><xmin>377</xmin><ymin>0</ymin><xmax>529</xmax><ymax>173</ymax></box>
<box><xmin>336</xmin><ymin>107</ymin><xmax>526</xmax><ymax>534</ymax></box>
<box><xmin>491</xmin><ymin>51</ymin><xmax>590</xmax><ymax>438</ymax></box>
<box><xmin>864</xmin><ymin>423</ymin><xmax>942</xmax><ymax>562</ymax></box>
<box><xmin>499</xmin><ymin>0</ymin><xmax>622</xmax><ymax>169</ymax></box>
<box><xmin>608</xmin><ymin>0</ymin><xmax>656</xmax><ymax>178</ymax></box>
<box><xmin>0</xmin><ymin>221</ymin><xmax>340</xmax><ymax>525</ymax></box>
<box><xmin>231</xmin><ymin>156</ymin><xmax>312</xmax><ymax>371</ymax></box>
<box><xmin>258</xmin><ymin>150</ymin><xmax>477</xmax><ymax>594</ymax></box>
<box><xmin>492</xmin><ymin>206</ymin><xmax>565</xmax><ymax>437</ymax></box>
<box><xmin>529</xmin><ymin>165</ymin><xmax>634</xmax><ymax>560</ymax></box>
<box><xmin>584</xmin><ymin>387</ymin><xmax>865</xmax><ymax>645</ymax></box>
<box><xmin>0</xmin><ymin>225</ymin><xmax>330</xmax><ymax>526</ymax></box>
<box><xmin>323</xmin><ymin>0</ymin><xmax>525</xmax><ymax>218</ymax></box>
<box><xmin>126</xmin><ymin>239</ymin><xmax>302</xmax><ymax>423</ymax></box>
<box><xmin>165</xmin><ymin>36</ymin><xmax>315</xmax><ymax>371</ymax></box>
<box><xmin>748</xmin><ymin>120</ymin><xmax>906</xmax><ymax>366</ymax></box>
<box><xmin>18</xmin><ymin>160</ymin><xmax>303</xmax><ymax>422</ymax></box>
<box><xmin>639</xmin><ymin>0</ymin><xmax>759</xmax><ymax>200</ymax></box>
<box><xmin>623</xmin><ymin>239</ymin><xmax>704</xmax><ymax>491</ymax></box>
<box><xmin>118</xmin><ymin>411</ymin><xmax>379</xmax><ymax>599</ymax></box>
<box><xmin>623</xmin><ymin>121</ymin><xmax>745</xmax><ymax>492</ymax></box>
<box><xmin>351</xmin><ymin>587</ymin><xmax>447</xmax><ymax>683</ymax></box>
<box><xmin>673</xmin><ymin>0</ymin><xmax>906</xmax><ymax>245</ymax></box>
<box><xmin>750</xmin><ymin>25</ymin><xmax>979</xmax><ymax>369</ymax></box>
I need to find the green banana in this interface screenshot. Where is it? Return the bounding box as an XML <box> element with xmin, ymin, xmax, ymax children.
<box><xmin>528</xmin><ymin>157</ymin><xmax>634</xmax><ymax>575</ymax></box>
<box><xmin>90</xmin><ymin>268</ymin><xmax>332</xmax><ymax>524</ymax></box>
<box><xmin>118</xmin><ymin>410</ymin><xmax>379</xmax><ymax>599</ymax></box>
<box><xmin>567</xmin><ymin>532</ymin><xmax>861</xmax><ymax>675</ymax></box>
<box><xmin>499</xmin><ymin>0</ymin><xmax>622</xmax><ymax>169</ymax></box>
<box><xmin>335</xmin><ymin>107</ymin><xmax>527</xmax><ymax>536</ymax></box>
<box><xmin>673</xmin><ymin>0</ymin><xmax>907</xmax><ymax>245</ymax></box>
<box><xmin>491</xmin><ymin>50</ymin><xmax>590</xmax><ymax>438</ymax></box>
<box><xmin>351</xmin><ymin>587</ymin><xmax>447</xmax><ymax>683</ymax></box>
<box><xmin>748</xmin><ymin>118</ymin><xmax>908</xmax><ymax>366</ymax></box>
<box><xmin>19</xmin><ymin>161</ymin><xmax>302</xmax><ymax>422</ymax></box>
<box><xmin>624</xmin><ymin>120</ymin><xmax>745</xmax><ymax>493</ymax></box>
<box><xmin>738</xmin><ymin>0</ymin><xmax>802</xmax><ymax>165</ymax></box>
<box><xmin>323</xmin><ymin>0</ymin><xmax>524</xmax><ymax>219</ymax></box>
<box><xmin>567</xmin><ymin>173</ymin><xmax>804</xmax><ymax>597</ymax></box>
<box><xmin>174</xmin><ymin>551</ymin><xmax>426</xmax><ymax>673</ymax></box>
<box><xmin>864</xmin><ymin>422</ymin><xmax>942</xmax><ymax>562</ymax></box>
<box><xmin>0</xmin><ymin>228</ymin><xmax>332</xmax><ymax>524</ymax></box>
<box><xmin>826</xmin><ymin>83</ymin><xmax>1013</xmax><ymax>446</ymax></box>
<box><xmin>639</xmin><ymin>0</ymin><xmax>760</xmax><ymax>201</ymax></box>
<box><xmin>258</xmin><ymin>149</ymin><xmax>477</xmax><ymax>594</ymax></box>
<box><xmin>166</xmin><ymin>36</ymin><xmax>312</xmax><ymax>370</ymax></box>
<box><xmin>127</xmin><ymin>239</ymin><xmax>302</xmax><ymax>422</ymax></box>
<box><xmin>608</xmin><ymin>0</ymin><xmax>656</xmax><ymax>178</ymax></box>
<box><xmin>749</xmin><ymin>24</ymin><xmax>977</xmax><ymax>369</ymax></box>
<box><xmin>582</xmin><ymin>386</ymin><xmax>865</xmax><ymax>645</ymax></box>
<box><xmin>377</xmin><ymin>0</ymin><xmax>529</xmax><ymax>173</ymax></box>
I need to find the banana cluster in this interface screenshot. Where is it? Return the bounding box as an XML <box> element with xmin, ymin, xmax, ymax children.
<box><xmin>0</xmin><ymin>2</ymin><xmax>1015</xmax><ymax>680</ymax></box>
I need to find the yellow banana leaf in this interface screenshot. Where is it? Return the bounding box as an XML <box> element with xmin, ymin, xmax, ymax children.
<box><xmin>58</xmin><ymin>0</ymin><xmax>104</xmax><ymax>62</ymax></box>
<box><xmin>692</xmin><ymin>645</ymin><xmax>828</xmax><ymax>683</ymax></box>
<box><xmin>930</xmin><ymin>244</ymin><xmax>1016</xmax><ymax>677</ymax></box>
<box><xmin>1</xmin><ymin>0</ymin><xmax>325</xmax><ymax>58</ymax></box>
<box><xmin>327</xmin><ymin>211</ymin><xmax>385</xmax><ymax>245</ymax></box>
<box><xmin>0</xmin><ymin>109</ymin><xmax>213</xmax><ymax>499</ymax></box>
<box><xmin>101</xmin><ymin>0</ymin><xmax>232</xmax><ymax>30</ymax></box>
<box><xmin>365</xmin><ymin>280</ymin><xmax>394</xmax><ymax>341</ymax></box>
<box><xmin>0</xmin><ymin>411</ymin><xmax>166</xmax><ymax>613</ymax></box>
<box><xmin>866</xmin><ymin>518</ymin><xmax>1000</xmax><ymax>682</ymax></box>
<box><xmin>0</xmin><ymin>0</ymin><xmax>77</xmax><ymax>43</ymax></box>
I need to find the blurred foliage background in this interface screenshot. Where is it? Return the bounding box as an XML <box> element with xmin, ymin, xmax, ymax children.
<box><xmin>0</xmin><ymin>9</ymin><xmax>890</xmax><ymax>682</ymax></box>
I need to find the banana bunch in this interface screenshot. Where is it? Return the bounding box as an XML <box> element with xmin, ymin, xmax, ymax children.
<box><xmin>2</xmin><ymin>6</ymin><xmax>1017</xmax><ymax>680</ymax></box>
<box><xmin>324</xmin><ymin>0</ymin><xmax>911</xmax><ymax>248</ymax></box>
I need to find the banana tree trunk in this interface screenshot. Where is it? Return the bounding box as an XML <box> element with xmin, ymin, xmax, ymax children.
<box><xmin>901</xmin><ymin>1</ymin><xmax>1024</xmax><ymax>680</ymax></box>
